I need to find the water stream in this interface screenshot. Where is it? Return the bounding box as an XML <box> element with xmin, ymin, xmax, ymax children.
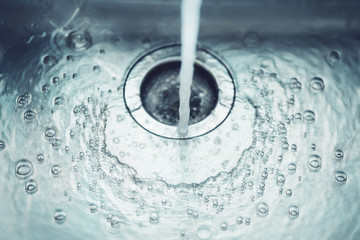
<box><xmin>178</xmin><ymin>0</ymin><xmax>202</xmax><ymax>136</ymax></box>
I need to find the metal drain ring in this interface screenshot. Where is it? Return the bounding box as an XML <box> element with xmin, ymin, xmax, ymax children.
<box><xmin>123</xmin><ymin>43</ymin><xmax>235</xmax><ymax>139</ymax></box>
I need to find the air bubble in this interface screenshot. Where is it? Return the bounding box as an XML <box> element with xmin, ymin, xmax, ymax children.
<box><xmin>197</xmin><ymin>225</ymin><xmax>211</xmax><ymax>239</ymax></box>
<box><xmin>45</xmin><ymin>128</ymin><xmax>57</xmax><ymax>139</ymax></box>
<box><xmin>294</xmin><ymin>112</ymin><xmax>302</xmax><ymax>121</ymax></box>
<box><xmin>334</xmin><ymin>171</ymin><xmax>347</xmax><ymax>183</ymax></box>
<box><xmin>15</xmin><ymin>159</ymin><xmax>33</xmax><ymax>179</ymax></box>
<box><xmin>0</xmin><ymin>140</ymin><xmax>5</xmax><ymax>150</ymax></box>
<box><xmin>66</xmin><ymin>31</ymin><xmax>92</xmax><ymax>51</ymax></box>
<box><xmin>51</xmin><ymin>165</ymin><xmax>62</xmax><ymax>177</ymax></box>
<box><xmin>303</xmin><ymin>110</ymin><xmax>315</xmax><ymax>123</ymax></box>
<box><xmin>73</xmin><ymin>105</ymin><xmax>81</xmax><ymax>114</ymax></box>
<box><xmin>327</xmin><ymin>51</ymin><xmax>340</xmax><ymax>67</ymax></box>
<box><xmin>220</xmin><ymin>222</ymin><xmax>228</xmax><ymax>231</ymax></box>
<box><xmin>277</xmin><ymin>174</ymin><xmax>286</xmax><ymax>185</ymax></box>
<box><xmin>311</xmin><ymin>144</ymin><xmax>316</xmax><ymax>151</ymax></box>
<box><xmin>54</xmin><ymin>210</ymin><xmax>67</xmax><ymax>224</ymax></box>
<box><xmin>286</xmin><ymin>189</ymin><xmax>292</xmax><ymax>197</ymax></box>
<box><xmin>37</xmin><ymin>154</ymin><xmax>45</xmax><ymax>163</ymax></box>
<box><xmin>333</xmin><ymin>150</ymin><xmax>344</xmax><ymax>160</ymax></box>
<box><xmin>257</xmin><ymin>202</ymin><xmax>269</xmax><ymax>217</ymax></box>
<box><xmin>52</xmin><ymin>77</ymin><xmax>60</xmax><ymax>84</ymax></box>
<box><xmin>308</xmin><ymin>154</ymin><xmax>322</xmax><ymax>171</ymax></box>
<box><xmin>93</xmin><ymin>65</ymin><xmax>100</xmax><ymax>73</ymax></box>
<box><xmin>289</xmin><ymin>206</ymin><xmax>299</xmax><ymax>219</ymax></box>
<box><xmin>24</xmin><ymin>110</ymin><xmax>36</xmax><ymax>121</ymax></box>
<box><xmin>310</xmin><ymin>77</ymin><xmax>325</xmax><ymax>91</ymax></box>
<box><xmin>149</xmin><ymin>212</ymin><xmax>159</xmax><ymax>224</ymax></box>
<box><xmin>54</xmin><ymin>96</ymin><xmax>64</xmax><ymax>106</ymax></box>
<box><xmin>51</xmin><ymin>139</ymin><xmax>62</xmax><ymax>149</ymax></box>
<box><xmin>25</xmin><ymin>179</ymin><xmax>38</xmax><ymax>194</ymax></box>
<box><xmin>66</xmin><ymin>55</ymin><xmax>74</xmax><ymax>61</ymax></box>
<box><xmin>187</xmin><ymin>209</ymin><xmax>193</xmax><ymax>216</ymax></box>
<box><xmin>90</xmin><ymin>204</ymin><xmax>97</xmax><ymax>213</ymax></box>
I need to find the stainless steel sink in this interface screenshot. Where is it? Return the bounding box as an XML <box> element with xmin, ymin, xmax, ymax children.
<box><xmin>1</xmin><ymin>1</ymin><xmax>360</xmax><ymax>240</ymax></box>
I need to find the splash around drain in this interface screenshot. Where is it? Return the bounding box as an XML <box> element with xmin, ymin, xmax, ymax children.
<box><xmin>123</xmin><ymin>44</ymin><xmax>235</xmax><ymax>139</ymax></box>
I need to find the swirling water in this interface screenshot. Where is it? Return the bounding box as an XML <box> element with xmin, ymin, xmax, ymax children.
<box><xmin>0</xmin><ymin>19</ymin><xmax>360</xmax><ymax>240</ymax></box>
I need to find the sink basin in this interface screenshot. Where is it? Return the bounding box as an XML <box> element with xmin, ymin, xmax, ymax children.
<box><xmin>0</xmin><ymin>0</ymin><xmax>360</xmax><ymax>239</ymax></box>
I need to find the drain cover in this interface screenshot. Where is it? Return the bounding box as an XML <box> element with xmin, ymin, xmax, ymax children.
<box><xmin>124</xmin><ymin>44</ymin><xmax>235</xmax><ymax>139</ymax></box>
<box><xmin>141</xmin><ymin>60</ymin><xmax>218</xmax><ymax>126</ymax></box>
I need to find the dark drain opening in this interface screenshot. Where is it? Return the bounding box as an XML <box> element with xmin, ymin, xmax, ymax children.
<box><xmin>140</xmin><ymin>60</ymin><xmax>218</xmax><ymax>126</ymax></box>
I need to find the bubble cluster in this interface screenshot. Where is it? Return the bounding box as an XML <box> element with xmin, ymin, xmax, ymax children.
<box><xmin>289</xmin><ymin>78</ymin><xmax>302</xmax><ymax>91</ymax></box>
<box><xmin>16</xmin><ymin>93</ymin><xmax>32</xmax><ymax>108</ymax></box>
<box><xmin>1</xmin><ymin>21</ymin><xmax>357</xmax><ymax>240</ymax></box>
<box><xmin>43</xmin><ymin>55</ymin><xmax>58</xmax><ymax>67</ymax></box>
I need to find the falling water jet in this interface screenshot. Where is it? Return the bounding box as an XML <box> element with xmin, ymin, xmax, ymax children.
<box><xmin>177</xmin><ymin>0</ymin><xmax>203</xmax><ymax>137</ymax></box>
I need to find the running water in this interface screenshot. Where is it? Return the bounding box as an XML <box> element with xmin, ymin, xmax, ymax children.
<box><xmin>177</xmin><ymin>0</ymin><xmax>202</xmax><ymax>137</ymax></box>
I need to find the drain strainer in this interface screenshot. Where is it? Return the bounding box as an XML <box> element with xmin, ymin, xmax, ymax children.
<box><xmin>123</xmin><ymin>44</ymin><xmax>235</xmax><ymax>139</ymax></box>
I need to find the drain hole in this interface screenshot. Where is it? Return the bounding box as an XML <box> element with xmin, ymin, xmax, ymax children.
<box><xmin>140</xmin><ymin>60</ymin><xmax>218</xmax><ymax>126</ymax></box>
